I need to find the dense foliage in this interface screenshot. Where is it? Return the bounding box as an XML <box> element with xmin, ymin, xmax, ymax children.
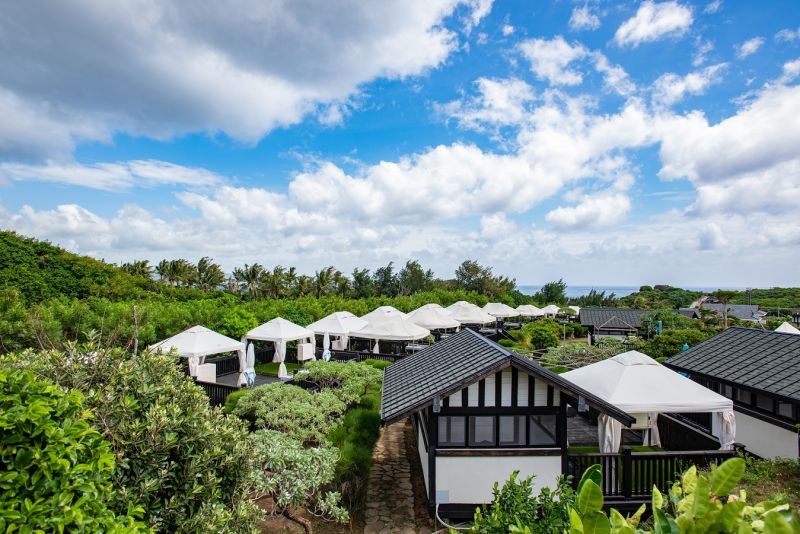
<box><xmin>0</xmin><ymin>368</ymin><xmax>147</xmax><ymax>533</ymax></box>
<box><xmin>507</xmin><ymin>319</ymin><xmax>588</xmax><ymax>352</ymax></box>
<box><xmin>469</xmin><ymin>471</ymin><xmax>575</xmax><ymax>533</ymax></box>
<box><xmin>620</xmin><ymin>285</ymin><xmax>704</xmax><ymax>309</ymax></box>
<box><xmin>3</xmin><ymin>343</ymin><xmax>261</xmax><ymax>533</ymax></box>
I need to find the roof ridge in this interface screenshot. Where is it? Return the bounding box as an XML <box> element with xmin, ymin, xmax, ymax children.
<box><xmin>462</xmin><ymin>326</ymin><xmax>512</xmax><ymax>355</ymax></box>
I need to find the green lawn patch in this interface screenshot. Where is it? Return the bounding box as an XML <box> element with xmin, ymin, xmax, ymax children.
<box><xmin>254</xmin><ymin>362</ymin><xmax>301</xmax><ymax>376</ymax></box>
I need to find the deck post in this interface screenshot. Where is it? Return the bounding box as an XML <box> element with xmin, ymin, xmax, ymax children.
<box><xmin>621</xmin><ymin>447</ymin><xmax>632</xmax><ymax>499</ymax></box>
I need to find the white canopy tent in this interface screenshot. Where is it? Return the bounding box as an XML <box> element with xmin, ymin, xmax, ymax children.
<box><xmin>563</xmin><ymin>351</ymin><xmax>735</xmax><ymax>452</ymax></box>
<box><xmin>483</xmin><ymin>302</ymin><xmax>519</xmax><ymax>319</ymax></box>
<box><xmin>446</xmin><ymin>301</ymin><xmax>496</xmax><ymax>325</ymax></box>
<box><xmin>418</xmin><ymin>303</ymin><xmax>444</xmax><ymax>310</ymax></box>
<box><xmin>352</xmin><ymin>311</ymin><xmax>430</xmax><ymax>354</ymax></box>
<box><xmin>306</xmin><ymin>311</ymin><xmax>369</xmax><ymax>351</ymax></box>
<box><xmin>516</xmin><ymin>304</ymin><xmax>545</xmax><ymax>318</ymax></box>
<box><xmin>361</xmin><ymin>305</ymin><xmax>407</xmax><ymax>322</ymax></box>
<box><xmin>569</xmin><ymin>305</ymin><xmax>581</xmax><ymax>315</ymax></box>
<box><xmin>150</xmin><ymin>325</ymin><xmax>244</xmax><ymax>378</ymax></box>
<box><xmin>541</xmin><ymin>304</ymin><xmax>562</xmax><ymax>316</ymax></box>
<box><xmin>244</xmin><ymin>317</ymin><xmax>315</xmax><ymax>379</ymax></box>
<box><xmin>775</xmin><ymin>322</ymin><xmax>800</xmax><ymax>335</ymax></box>
<box><xmin>408</xmin><ymin>306</ymin><xmax>460</xmax><ymax>330</ymax></box>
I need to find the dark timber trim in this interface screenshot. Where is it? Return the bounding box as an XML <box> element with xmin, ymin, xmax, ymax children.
<box><xmin>437</xmin><ymin>447</ymin><xmax>562</xmax><ymax>457</ymax></box>
<box><xmin>511</xmin><ymin>367</ymin><xmax>519</xmax><ymax>407</ymax></box>
<box><xmin>462</xmin><ymin>388</ymin><xmax>468</xmax><ymax>407</ymax></box>
<box><xmin>478</xmin><ymin>379</ymin><xmax>486</xmax><ymax>407</ymax></box>
<box><xmin>495</xmin><ymin>371</ymin><xmax>502</xmax><ymax>408</ymax></box>
<box><xmin>529</xmin><ymin>375</ymin><xmax>535</xmax><ymax>407</ymax></box>
<box><xmin>547</xmin><ymin>385</ymin><xmax>554</xmax><ymax>407</ymax></box>
<box><xmin>427</xmin><ymin>406</ymin><xmax>437</xmax><ymax>513</ymax></box>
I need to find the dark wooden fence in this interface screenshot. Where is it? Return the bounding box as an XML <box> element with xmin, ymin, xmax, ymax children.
<box><xmin>196</xmin><ymin>380</ymin><xmax>239</xmax><ymax>407</ymax></box>
<box><xmin>567</xmin><ymin>448</ymin><xmax>735</xmax><ymax>500</ymax></box>
<box><xmin>205</xmin><ymin>354</ymin><xmax>240</xmax><ymax>376</ymax></box>
<box><xmin>659</xmin><ymin>413</ymin><xmax>720</xmax><ymax>451</ymax></box>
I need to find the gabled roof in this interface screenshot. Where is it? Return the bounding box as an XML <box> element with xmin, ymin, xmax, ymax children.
<box><xmin>579</xmin><ymin>307</ymin><xmax>650</xmax><ymax>330</ymax></box>
<box><xmin>699</xmin><ymin>303</ymin><xmax>765</xmax><ymax>322</ymax></box>
<box><xmin>666</xmin><ymin>327</ymin><xmax>800</xmax><ymax>402</ymax></box>
<box><xmin>678</xmin><ymin>308</ymin><xmax>701</xmax><ymax>319</ymax></box>
<box><xmin>380</xmin><ymin>328</ymin><xmax>634</xmax><ymax>425</ymax></box>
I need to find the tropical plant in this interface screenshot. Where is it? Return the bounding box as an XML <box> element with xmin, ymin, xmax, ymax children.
<box><xmin>196</xmin><ymin>256</ymin><xmax>225</xmax><ymax>290</ymax></box>
<box><xmin>533</xmin><ymin>279</ymin><xmax>568</xmax><ymax>306</ymax></box>
<box><xmin>233</xmin><ymin>263</ymin><xmax>264</xmax><ymax>298</ymax></box>
<box><xmin>0</xmin><ymin>368</ymin><xmax>148</xmax><ymax>533</ymax></box>
<box><xmin>566</xmin><ymin>458</ymin><xmax>800</xmax><ymax>534</ymax></box>
<box><xmin>4</xmin><ymin>343</ymin><xmax>262</xmax><ymax>533</ymax></box>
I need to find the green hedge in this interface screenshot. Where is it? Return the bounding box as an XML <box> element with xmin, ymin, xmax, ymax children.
<box><xmin>0</xmin><ymin>368</ymin><xmax>147</xmax><ymax>533</ymax></box>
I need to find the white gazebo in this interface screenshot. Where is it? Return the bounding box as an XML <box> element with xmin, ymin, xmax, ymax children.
<box><xmin>541</xmin><ymin>304</ymin><xmax>562</xmax><ymax>317</ymax></box>
<box><xmin>482</xmin><ymin>302</ymin><xmax>519</xmax><ymax>319</ymax></box>
<box><xmin>775</xmin><ymin>322</ymin><xmax>800</xmax><ymax>335</ymax></box>
<box><xmin>361</xmin><ymin>305</ymin><xmax>407</xmax><ymax>322</ymax></box>
<box><xmin>407</xmin><ymin>306</ymin><xmax>460</xmax><ymax>330</ymax></box>
<box><xmin>306</xmin><ymin>311</ymin><xmax>369</xmax><ymax>351</ymax></box>
<box><xmin>351</xmin><ymin>311</ymin><xmax>430</xmax><ymax>354</ymax></box>
<box><xmin>150</xmin><ymin>325</ymin><xmax>244</xmax><ymax>382</ymax></box>
<box><xmin>446</xmin><ymin>301</ymin><xmax>496</xmax><ymax>325</ymax></box>
<box><xmin>244</xmin><ymin>317</ymin><xmax>315</xmax><ymax>379</ymax></box>
<box><xmin>516</xmin><ymin>304</ymin><xmax>545</xmax><ymax>318</ymax></box>
<box><xmin>563</xmin><ymin>351</ymin><xmax>735</xmax><ymax>453</ymax></box>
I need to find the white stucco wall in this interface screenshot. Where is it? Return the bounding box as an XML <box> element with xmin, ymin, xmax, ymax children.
<box><xmin>418</xmin><ymin>425</ymin><xmax>429</xmax><ymax>494</ymax></box>
<box><xmin>435</xmin><ymin>454</ymin><xmax>561</xmax><ymax>504</ymax></box>
<box><xmin>733</xmin><ymin>411</ymin><xmax>798</xmax><ymax>459</ymax></box>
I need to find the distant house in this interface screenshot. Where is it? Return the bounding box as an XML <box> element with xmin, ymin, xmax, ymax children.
<box><xmin>666</xmin><ymin>328</ymin><xmax>800</xmax><ymax>459</ymax></box>
<box><xmin>699</xmin><ymin>303</ymin><xmax>766</xmax><ymax>323</ymax></box>
<box><xmin>380</xmin><ymin>328</ymin><xmax>633</xmax><ymax>519</ymax></box>
<box><xmin>678</xmin><ymin>308</ymin><xmax>701</xmax><ymax>319</ymax></box>
<box><xmin>579</xmin><ymin>307</ymin><xmax>651</xmax><ymax>343</ymax></box>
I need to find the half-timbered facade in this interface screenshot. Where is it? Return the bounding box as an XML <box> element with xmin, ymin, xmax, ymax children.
<box><xmin>380</xmin><ymin>328</ymin><xmax>634</xmax><ymax>519</ymax></box>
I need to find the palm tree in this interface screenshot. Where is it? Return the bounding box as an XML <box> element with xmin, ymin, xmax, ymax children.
<box><xmin>121</xmin><ymin>259</ymin><xmax>152</xmax><ymax>278</ymax></box>
<box><xmin>155</xmin><ymin>259</ymin><xmax>171</xmax><ymax>284</ymax></box>
<box><xmin>314</xmin><ymin>266</ymin><xmax>336</xmax><ymax>298</ymax></box>
<box><xmin>197</xmin><ymin>257</ymin><xmax>224</xmax><ymax>290</ymax></box>
<box><xmin>234</xmin><ymin>263</ymin><xmax>264</xmax><ymax>298</ymax></box>
<box><xmin>332</xmin><ymin>270</ymin><xmax>350</xmax><ymax>297</ymax></box>
<box><xmin>284</xmin><ymin>266</ymin><xmax>297</xmax><ymax>296</ymax></box>
<box><xmin>295</xmin><ymin>275</ymin><xmax>313</xmax><ymax>297</ymax></box>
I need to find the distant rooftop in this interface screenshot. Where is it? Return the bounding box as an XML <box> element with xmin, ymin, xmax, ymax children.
<box><xmin>579</xmin><ymin>307</ymin><xmax>651</xmax><ymax>330</ymax></box>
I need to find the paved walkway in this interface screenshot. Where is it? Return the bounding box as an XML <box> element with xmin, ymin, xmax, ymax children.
<box><xmin>365</xmin><ymin>420</ymin><xmax>432</xmax><ymax>534</ymax></box>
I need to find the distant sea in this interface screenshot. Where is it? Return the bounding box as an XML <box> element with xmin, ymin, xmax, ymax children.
<box><xmin>518</xmin><ymin>285</ymin><xmax>744</xmax><ymax>299</ymax></box>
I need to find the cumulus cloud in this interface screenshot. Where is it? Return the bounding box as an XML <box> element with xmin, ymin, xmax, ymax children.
<box><xmin>546</xmin><ymin>193</ymin><xmax>631</xmax><ymax>228</ymax></box>
<box><xmin>735</xmin><ymin>37</ymin><xmax>764</xmax><ymax>59</ymax></box>
<box><xmin>776</xmin><ymin>27</ymin><xmax>800</xmax><ymax>42</ymax></box>
<box><xmin>0</xmin><ymin>160</ymin><xmax>224</xmax><ymax>191</ymax></box>
<box><xmin>519</xmin><ymin>36</ymin><xmax>588</xmax><ymax>85</ymax></box>
<box><xmin>651</xmin><ymin>63</ymin><xmax>727</xmax><ymax>106</ymax></box>
<box><xmin>614</xmin><ymin>1</ymin><xmax>693</xmax><ymax>48</ymax></box>
<box><xmin>692</xmin><ymin>39</ymin><xmax>715</xmax><ymax>67</ymax></box>
<box><xmin>437</xmin><ymin>77</ymin><xmax>536</xmax><ymax>129</ymax></box>
<box><xmin>569</xmin><ymin>5</ymin><xmax>601</xmax><ymax>31</ymax></box>
<box><xmin>502</xmin><ymin>24</ymin><xmax>515</xmax><ymax>36</ymax></box>
<box><xmin>0</xmin><ymin>0</ymin><xmax>488</xmax><ymax>162</ymax></box>
<box><xmin>703</xmin><ymin>1</ymin><xmax>722</xmax><ymax>14</ymax></box>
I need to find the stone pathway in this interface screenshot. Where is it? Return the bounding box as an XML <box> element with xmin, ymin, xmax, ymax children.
<box><xmin>364</xmin><ymin>420</ymin><xmax>432</xmax><ymax>534</ymax></box>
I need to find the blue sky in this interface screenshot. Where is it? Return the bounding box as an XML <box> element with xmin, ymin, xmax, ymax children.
<box><xmin>1</xmin><ymin>0</ymin><xmax>799</xmax><ymax>286</ymax></box>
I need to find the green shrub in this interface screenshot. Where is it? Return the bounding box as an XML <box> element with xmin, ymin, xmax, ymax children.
<box><xmin>0</xmin><ymin>368</ymin><xmax>147</xmax><ymax>533</ymax></box>
<box><xmin>499</xmin><ymin>339</ymin><xmax>516</xmax><ymax>347</ymax></box>
<box><xmin>224</xmin><ymin>388</ymin><xmax>249</xmax><ymax>414</ymax></box>
<box><xmin>362</xmin><ymin>358</ymin><xmax>392</xmax><ymax>370</ymax></box>
<box><xmin>4</xmin><ymin>345</ymin><xmax>261</xmax><ymax>533</ymax></box>
<box><xmin>640</xmin><ymin>328</ymin><xmax>713</xmax><ymax>359</ymax></box>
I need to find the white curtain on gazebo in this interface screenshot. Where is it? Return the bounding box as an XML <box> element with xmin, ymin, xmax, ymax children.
<box><xmin>275</xmin><ymin>340</ymin><xmax>290</xmax><ymax>378</ymax></box>
<box><xmin>237</xmin><ymin>345</ymin><xmax>247</xmax><ymax>386</ymax></box>
<box><xmin>244</xmin><ymin>343</ymin><xmax>256</xmax><ymax>386</ymax></box>
<box><xmin>322</xmin><ymin>331</ymin><xmax>331</xmax><ymax>361</ymax></box>
<box><xmin>563</xmin><ymin>350</ymin><xmax>734</xmax><ymax>453</ymax></box>
<box><xmin>598</xmin><ymin>414</ymin><xmax>623</xmax><ymax>453</ymax></box>
<box><xmin>718</xmin><ymin>411</ymin><xmax>737</xmax><ymax>450</ymax></box>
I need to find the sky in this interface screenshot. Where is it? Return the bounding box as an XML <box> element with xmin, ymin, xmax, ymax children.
<box><xmin>0</xmin><ymin>0</ymin><xmax>799</xmax><ymax>287</ymax></box>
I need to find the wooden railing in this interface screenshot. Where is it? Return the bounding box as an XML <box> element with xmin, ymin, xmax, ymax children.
<box><xmin>328</xmin><ymin>351</ymin><xmax>403</xmax><ymax>363</ymax></box>
<box><xmin>567</xmin><ymin>449</ymin><xmax>735</xmax><ymax>500</ymax></box>
<box><xmin>196</xmin><ymin>380</ymin><xmax>239</xmax><ymax>407</ymax></box>
<box><xmin>206</xmin><ymin>355</ymin><xmax>240</xmax><ymax>376</ymax></box>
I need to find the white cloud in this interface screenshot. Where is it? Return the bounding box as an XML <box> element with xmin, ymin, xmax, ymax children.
<box><xmin>735</xmin><ymin>37</ymin><xmax>764</xmax><ymax>59</ymax></box>
<box><xmin>692</xmin><ymin>39</ymin><xmax>714</xmax><ymax>67</ymax></box>
<box><xmin>502</xmin><ymin>24</ymin><xmax>515</xmax><ymax>36</ymax></box>
<box><xmin>780</xmin><ymin>59</ymin><xmax>800</xmax><ymax>83</ymax></box>
<box><xmin>0</xmin><ymin>160</ymin><xmax>224</xmax><ymax>191</ymax></box>
<box><xmin>569</xmin><ymin>5</ymin><xmax>601</xmax><ymax>31</ymax></box>
<box><xmin>0</xmin><ymin>0</ymin><xmax>483</xmax><ymax>162</ymax></box>
<box><xmin>775</xmin><ymin>27</ymin><xmax>800</xmax><ymax>42</ymax></box>
<box><xmin>437</xmin><ymin>77</ymin><xmax>536</xmax><ymax>129</ymax></box>
<box><xmin>651</xmin><ymin>63</ymin><xmax>727</xmax><ymax>106</ymax></box>
<box><xmin>546</xmin><ymin>193</ymin><xmax>631</xmax><ymax>228</ymax></box>
<box><xmin>614</xmin><ymin>1</ymin><xmax>693</xmax><ymax>48</ymax></box>
<box><xmin>519</xmin><ymin>36</ymin><xmax>588</xmax><ymax>85</ymax></box>
<box><xmin>592</xmin><ymin>52</ymin><xmax>637</xmax><ymax>95</ymax></box>
<box><xmin>703</xmin><ymin>1</ymin><xmax>722</xmax><ymax>14</ymax></box>
<box><xmin>464</xmin><ymin>0</ymin><xmax>494</xmax><ymax>31</ymax></box>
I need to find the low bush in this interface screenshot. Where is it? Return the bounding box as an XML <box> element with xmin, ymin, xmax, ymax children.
<box><xmin>0</xmin><ymin>368</ymin><xmax>147</xmax><ymax>533</ymax></box>
<box><xmin>327</xmin><ymin>408</ymin><xmax>382</xmax><ymax>508</ymax></box>
<box><xmin>362</xmin><ymin>358</ymin><xmax>392</xmax><ymax>370</ymax></box>
<box><xmin>224</xmin><ymin>388</ymin><xmax>249</xmax><ymax>414</ymax></box>
<box><xmin>4</xmin><ymin>344</ymin><xmax>261</xmax><ymax>533</ymax></box>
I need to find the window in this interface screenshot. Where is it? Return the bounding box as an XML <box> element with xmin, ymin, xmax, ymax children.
<box><xmin>469</xmin><ymin>416</ymin><xmax>496</xmax><ymax>446</ymax></box>
<box><xmin>755</xmin><ymin>394</ymin><xmax>773</xmax><ymax>412</ymax></box>
<box><xmin>721</xmin><ymin>385</ymin><xmax>733</xmax><ymax>399</ymax></box>
<box><xmin>438</xmin><ymin>416</ymin><xmax>465</xmax><ymax>446</ymax></box>
<box><xmin>528</xmin><ymin>414</ymin><xmax>557</xmax><ymax>446</ymax></box>
<box><xmin>778</xmin><ymin>402</ymin><xmax>794</xmax><ymax>419</ymax></box>
<box><xmin>499</xmin><ymin>416</ymin><xmax>526</xmax><ymax>446</ymax></box>
<box><xmin>736</xmin><ymin>389</ymin><xmax>752</xmax><ymax>404</ymax></box>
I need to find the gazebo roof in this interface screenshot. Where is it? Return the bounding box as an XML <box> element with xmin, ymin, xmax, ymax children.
<box><xmin>563</xmin><ymin>350</ymin><xmax>732</xmax><ymax>413</ymax></box>
<box><xmin>483</xmin><ymin>302</ymin><xmax>519</xmax><ymax>318</ymax></box>
<box><xmin>361</xmin><ymin>305</ymin><xmax>407</xmax><ymax>322</ymax></box>
<box><xmin>351</xmin><ymin>313</ymin><xmax>430</xmax><ymax>341</ymax></box>
<box><xmin>150</xmin><ymin>325</ymin><xmax>244</xmax><ymax>358</ymax></box>
<box><xmin>407</xmin><ymin>306</ymin><xmax>460</xmax><ymax>330</ymax></box>
<box><xmin>445</xmin><ymin>301</ymin><xmax>495</xmax><ymax>325</ymax></box>
<box><xmin>245</xmin><ymin>317</ymin><xmax>314</xmax><ymax>342</ymax></box>
<box><xmin>306</xmin><ymin>311</ymin><xmax>368</xmax><ymax>335</ymax></box>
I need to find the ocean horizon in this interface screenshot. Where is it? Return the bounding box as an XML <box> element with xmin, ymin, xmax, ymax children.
<box><xmin>517</xmin><ymin>285</ymin><xmax>747</xmax><ymax>299</ymax></box>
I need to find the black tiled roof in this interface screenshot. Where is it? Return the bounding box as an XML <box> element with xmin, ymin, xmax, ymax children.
<box><xmin>678</xmin><ymin>308</ymin><xmax>701</xmax><ymax>319</ymax></box>
<box><xmin>666</xmin><ymin>327</ymin><xmax>800</xmax><ymax>401</ymax></box>
<box><xmin>700</xmin><ymin>304</ymin><xmax>765</xmax><ymax>322</ymax></box>
<box><xmin>579</xmin><ymin>307</ymin><xmax>650</xmax><ymax>330</ymax></box>
<box><xmin>380</xmin><ymin>328</ymin><xmax>634</xmax><ymax>425</ymax></box>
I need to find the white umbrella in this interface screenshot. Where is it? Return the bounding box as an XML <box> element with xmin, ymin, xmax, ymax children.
<box><xmin>307</xmin><ymin>311</ymin><xmax>368</xmax><ymax>336</ymax></box>
<box><xmin>322</xmin><ymin>331</ymin><xmax>331</xmax><ymax>361</ymax></box>
<box><xmin>361</xmin><ymin>305</ymin><xmax>407</xmax><ymax>322</ymax></box>
<box><xmin>445</xmin><ymin>301</ymin><xmax>495</xmax><ymax>325</ymax></box>
<box><xmin>541</xmin><ymin>304</ymin><xmax>562</xmax><ymax>316</ymax></box>
<box><xmin>407</xmin><ymin>306</ymin><xmax>460</xmax><ymax>330</ymax></box>
<box><xmin>150</xmin><ymin>325</ymin><xmax>244</xmax><ymax>376</ymax></box>
<box><xmin>516</xmin><ymin>304</ymin><xmax>545</xmax><ymax>318</ymax></box>
<box><xmin>483</xmin><ymin>302</ymin><xmax>519</xmax><ymax>318</ymax></box>
<box><xmin>244</xmin><ymin>343</ymin><xmax>256</xmax><ymax>386</ymax></box>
